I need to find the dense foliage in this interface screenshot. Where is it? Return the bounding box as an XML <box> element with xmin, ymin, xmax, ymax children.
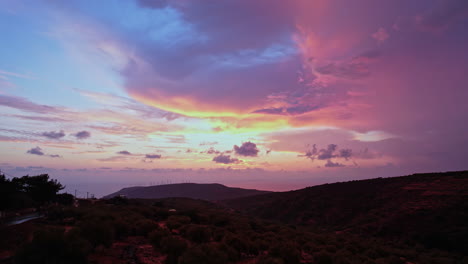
<box><xmin>2</xmin><ymin>196</ymin><xmax>464</xmax><ymax>264</ymax></box>
<box><xmin>1</xmin><ymin>171</ymin><xmax>467</xmax><ymax>264</ymax></box>
<box><xmin>226</xmin><ymin>171</ymin><xmax>468</xmax><ymax>256</ymax></box>
<box><xmin>0</xmin><ymin>174</ymin><xmax>65</xmax><ymax>210</ymax></box>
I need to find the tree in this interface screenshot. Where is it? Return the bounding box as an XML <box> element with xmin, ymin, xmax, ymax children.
<box><xmin>56</xmin><ymin>193</ymin><xmax>74</xmax><ymax>206</ymax></box>
<box><xmin>12</xmin><ymin>174</ymin><xmax>64</xmax><ymax>204</ymax></box>
<box><xmin>0</xmin><ymin>174</ymin><xmax>17</xmax><ymax>210</ymax></box>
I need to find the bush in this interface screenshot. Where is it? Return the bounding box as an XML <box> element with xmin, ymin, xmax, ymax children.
<box><xmin>56</xmin><ymin>193</ymin><xmax>75</xmax><ymax>206</ymax></box>
<box><xmin>149</xmin><ymin>228</ymin><xmax>171</xmax><ymax>248</ymax></box>
<box><xmin>15</xmin><ymin>227</ymin><xmax>90</xmax><ymax>264</ymax></box>
<box><xmin>269</xmin><ymin>242</ymin><xmax>301</xmax><ymax>264</ymax></box>
<box><xmin>179</xmin><ymin>244</ymin><xmax>229</xmax><ymax>264</ymax></box>
<box><xmin>184</xmin><ymin>224</ymin><xmax>211</xmax><ymax>243</ymax></box>
<box><xmin>161</xmin><ymin>235</ymin><xmax>188</xmax><ymax>264</ymax></box>
<box><xmin>257</xmin><ymin>255</ymin><xmax>285</xmax><ymax>264</ymax></box>
<box><xmin>166</xmin><ymin>215</ymin><xmax>191</xmax><ymax>230</ymax></box>
<box><xmin>78</xmin><ymin>220</ymin><xmax>114</xmax><ymax>248</ymax></box>
<box><xmin>315</xmin><ymin>251</ymin><xmax>333</xmax><ymax>264</ymax></box>
<box><xmin>132</xmin><ymin>218</ymin><xmax>157</xmax><ymax>236</ymax></box>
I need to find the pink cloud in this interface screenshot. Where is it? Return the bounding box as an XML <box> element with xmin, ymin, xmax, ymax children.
<box><xmin>372</xmin><ymin>27</ymin><xmax>390</xmax><ymax>43</ymax></box>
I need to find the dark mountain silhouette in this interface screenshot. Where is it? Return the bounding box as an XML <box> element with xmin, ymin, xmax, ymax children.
<box><xmin>224</xmin><ymin>171</ymin><xmax>468</xmax><ymax>253</ymax></box>
<box><xmin>103</xmin><ymin>183</ymin><xmax>271</xmax><ymax>201</ymax></box>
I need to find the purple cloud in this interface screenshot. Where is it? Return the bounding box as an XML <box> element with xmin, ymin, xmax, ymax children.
<box><xmin>324</xmin><ymin>160</ymin><xmax>345</xmax><ymax>168</ymax></box>
<box><xmin>339</xmin><ymin>149</ymin><xmax>353</xmax><ymax>160</ymax></box>
<box><xmin>145</xmin><ymin>154</ymin><xmax>162</xmax><ymax>159</ymax></box>
<box><xmin>26</xmin><ymin>146</ymin><xmax>61</xmax><ymax>158</ymax></box>
<box><xmin>41</xmin><ymin>130</ymin><xmax>65</xmax><ymax>139</ymax></box>
<box><xmin>417</xmin><ymin>0</ymin><xmax>468</xmax><ymax>32</ymax></box>
<box><xmin>73</xmin><ymin>130</ymin><xmax>91</xmax><ymax>139</ymax></box>
<box><xmin>301</xmin><ymin>144</ymin><xmax>353</xmax><ymax>167</ymax></box>
<box><xmin>234</xmin><ymin>142</ymin><xmax>259</xmax><ymax>157</ymax></box>
<box><xmin>212</xmin><ymin>154</ymin><xmax>240</xmax><ymax>164</ymax></box>
<box><xmin>11</xmin><ymin>115</ymin><xmax>70</xmax><ymax>122</ymax></box>
<box><xmin>117</xmin><ymin>150</ymin><xmax>132</xmax><ymax>155</ymax></box>
<box><xmin>317</xmin><ymin>144</ymin><xmax>338</xmax><ymax>160</ymax></box>
<box><xmin>27</xmin><ymin>146</ymin><xmax>44</xmax><ymax>156</ymax></box>
<box><xmin>201</xmin><ymin>147</ymin><xmax>221</xmax><ymax>155</ymax></box>
<box><xmin>0</xmin><ymin>95</ymin><xmax>59</xmax><ymax>114</ymax></box>
<box><xmin>372</xmin><ymin>27</ymin><xmax>389</xmax><ymax>43</ymax></box>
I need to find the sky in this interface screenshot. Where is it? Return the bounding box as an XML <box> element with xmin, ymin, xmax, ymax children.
<box><xmin>1</xmin><ymin>0</ymin><xmax>467</xmax><ymax>197</ymax></box>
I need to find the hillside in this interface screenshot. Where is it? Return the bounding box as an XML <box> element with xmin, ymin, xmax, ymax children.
<box><xmin>2</xmin><ymin>172</ymin><xmax>467</xmax><ymax>263</ymax></box>
<box><xmin>103</xmin><ymin>183</ymin><xmax>271</xmax><ymax>201</ymax></box>
<box><xmin>225</xmin><ymin>171</ymin><xmax>468</xmax><ymax>254</ymax></box>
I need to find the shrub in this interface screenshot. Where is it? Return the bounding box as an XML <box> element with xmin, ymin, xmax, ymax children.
<box><xmin>179</xmin><ymin>244</ymin><xmax>228</xmax><ymax>264</ymax></box>
<box><xmin>15</xmin><ymin>227</ymin><xmax>90</xmax><ymax>264</ymax></box>
<box><xmin>160</xmin><ymin>235</ymin><xmax>188</xmax><ymax>264</ymax></box>
<box><xmin>149</xmin><ymin>228</ymin><xmax>171</xmax><ymax>248</ymax></box>
<box><xmin>257</xmin><ymin>255</ymin><xmax>285</xmax><ymax>264</ymax></box>
<box><xmin>315</xmin><ymin>251</ymin><xmax>333</xmax><ymax>264</ymax></box>
<box><xmin>166</xmin><ymin>215</ymin><xmax>191</xmax><ymax>230</ymax></box>
<box><xmin>78</xmin><ymin>220</ymin><xmax>114</xmax><ymax>248</ymax></box>
<box><xmin>184</xmin><ymin>224</ymin><xmax>211</xmax><ymax>243</ymax></box>
<box><xmin>269</xmin><ymin>242</ymin><xmax>301</xmax><ymax>264</ymax></box>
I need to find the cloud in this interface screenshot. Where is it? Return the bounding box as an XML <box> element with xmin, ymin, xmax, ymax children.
<box><xmin>143</xmin><ymin>153</ymin><xmax>162</xmax><ymax>162</ymax></box>
<box><xmin>234</xmin><ymin>141</ymin><xmax>259</xmax><ymax>157</ymax></box>
<box><xmin>339</xmin><ymin>148</ymin><xmax>353</xmax><ymax>160</ymax></box>
<box><xmin>201</xmin><ymin>147</ymin><xmax>221</xmax><ymax>155</ymax></box>
<box><xmin>302</xmin><ymin>144</ymin><xmax>353</xmax><ymax>161</ymax></box>
<box><xmin>212</xmin><ymin>154</ymin><xmax>240</xmax><ymax>164</ymax></box>
<box><xmin>145</xmin><ymin>154</ymin><xmax>162</xmax><ymax>159</ymax></box>
<box><xmin>0</xmin><ymin>95</ymin><xmax>60</xmax><ymax>114</ymax></box>
<box><xmin>97</xmin><ymin>156</ymin><xmax>129</xmax><ymax>162</ymax></box>
<box><xmin>372</xmin><ymin>27</ymin><xmax>389</xmax><ymax>43</ymax></box>
<box><xmin>73</xmin><ymin>130</ymin><xmax>91</xmax><ymax>139</ymax></box>
<box><xmin>27</xmin><ymin>146</ymin><xmax>44</xmax><ymax>156</ymax></box>
<box><xmin>324</xmin><ymin>160</ymin><xmax>345</xmax><ymax>167</ymax></box>
<box><xmin>300</xmin><ymin>143</ymin><xmax>354</xmax><ymax>167</ymax></box>
<box><xmin>354</xmin><ymin>148</ymin><xmax>382</xmax><ymax>159</ymax></box>
<box><xmin>199</xmin><ymin>141</ymin><xmax>218</xmax><ymax>146</ymax></box>
<box><xmin>317</xmin><ymin>144</ymin><xmax>338</xmax><ymax>160</ymax></box>
<box><xmin>416</xmin><ymin>0</ymin><xmax>468</xmax><ymax>32</ymax></box>
<box><xmin>41</xmin><ymin>130</ymin><xmax>65</xmax><ymax>139</ymax></box>
<box><xmin>117</xmin><ymin>150</ymin><xmax>132</xmax><ymax>155</ymax></box>
<box><xmin>26</xmin><ymin>146</ymin><xmax>61</xmax><ymax>158</ymax></box>
<box><xmin>10</xmin><ymin>115</ymin><xmax>70</xmax><ymax>122</ymax></box>
<box><xmin>252</xmin><ymin>104</ymin><xmax>322</xmax><ymax>116</ymax></box>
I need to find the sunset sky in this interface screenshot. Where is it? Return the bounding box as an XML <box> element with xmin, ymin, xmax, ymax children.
<box><xmin>1</xmin><ymin>0</ymin><xmax>467</xmax><ymax>197</ymax></box>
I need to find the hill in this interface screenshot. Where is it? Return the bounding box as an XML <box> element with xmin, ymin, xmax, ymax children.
<box><xmin>103</xmin><ymin>183</ymin><xmax>271</xmax><ymax>201</ymax></box>
<box><xmin>224</xmin><ymin>171</ymin><xmax>468</xmax><ymax>254</ymax></box>
<box><xmin>2</xmin><ymin>172</ymin><xmax>467</xmax><ymax>263</ymax></box>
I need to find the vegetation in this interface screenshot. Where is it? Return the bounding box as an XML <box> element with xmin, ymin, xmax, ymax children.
<box><xmin>226</xmin><ymin>171</ymin><xmax>468</xmax><ymax>256</ymax></box>
<box><xmin>0</xmin><ymin>174</ymin><xmax>64</xmax><ymax>210</ymax></box>
<box><xmin>0</xmin><ymin>171</ymin><xmax>467</xmax><ymax>264</ymax></box>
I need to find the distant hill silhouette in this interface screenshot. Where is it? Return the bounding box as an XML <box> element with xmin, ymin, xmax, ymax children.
<box><xmin>224</xmin><ymin>171</ymin><xmax>468</xmax><ymax>253</ymax></box>
<box><xmin>103</xmin><ymin>183</ymin><xmax>271</xmax><ymax>201</ymax></box>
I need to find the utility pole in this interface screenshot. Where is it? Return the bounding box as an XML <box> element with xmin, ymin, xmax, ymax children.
<box><xmin>86</xmin><ymin>192</ymin><xmax>89</xmax><ymax>199</ymax></box>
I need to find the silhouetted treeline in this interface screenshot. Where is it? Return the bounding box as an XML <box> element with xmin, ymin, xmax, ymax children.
<box><xmin>0</xmin><ymin>174</ymin><xmax>69</xmax><ymax>210</ymax></box>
